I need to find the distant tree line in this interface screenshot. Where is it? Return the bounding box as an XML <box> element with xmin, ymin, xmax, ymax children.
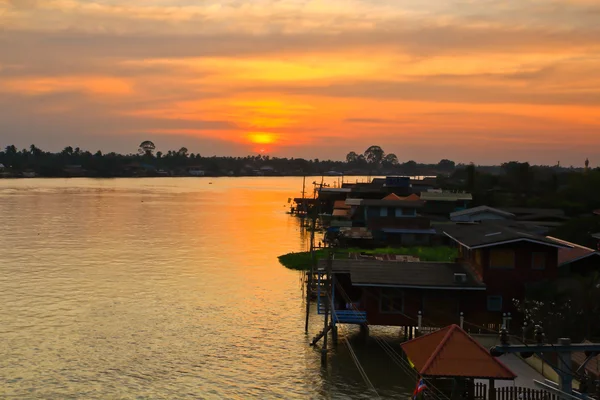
<box><xmin>0</xmin><ymin>142</ymin><xmax>458</xmax><ymax>178</ymax></box>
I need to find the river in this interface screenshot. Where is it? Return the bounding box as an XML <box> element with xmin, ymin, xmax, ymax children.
<box><xmin>0</xmin><ymin>178</ymin><xmax>414</xmax><ymax>399</ymax></box>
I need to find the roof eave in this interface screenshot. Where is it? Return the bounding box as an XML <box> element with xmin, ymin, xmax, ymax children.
<box><xmin>352</xmin><ymin>283</ymin><xmax>486</xmax><ymax>290</ymax></box>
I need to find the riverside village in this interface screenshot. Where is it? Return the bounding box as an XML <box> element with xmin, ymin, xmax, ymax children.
<box><xmin>279</xmin><ymin>175</ymin><xmax>600</xmax><ymax>400</ymax></box>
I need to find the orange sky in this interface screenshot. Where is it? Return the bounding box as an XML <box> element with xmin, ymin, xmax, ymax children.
<box><xmin>1</xmin><ymin>0</ymin><xmax>599</xmax><ymax>165</ymax></box>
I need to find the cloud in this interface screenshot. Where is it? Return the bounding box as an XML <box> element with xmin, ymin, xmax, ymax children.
<box><xmin>1</xmin><ymin>0</ymin><xmax>600</xmax><ymax>164</ymax></box>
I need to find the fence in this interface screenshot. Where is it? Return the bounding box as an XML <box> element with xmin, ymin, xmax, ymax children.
<box><xmin>474</xmin><ymin>383</ymin><xmax>553</xmax><ymax>400</ymax></box>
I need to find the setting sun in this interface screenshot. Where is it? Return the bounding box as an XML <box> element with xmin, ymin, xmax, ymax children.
<box><xmin>247</xmin><ymin>133</ymin><xmax>277</xmax><ymax>145</ymax></box>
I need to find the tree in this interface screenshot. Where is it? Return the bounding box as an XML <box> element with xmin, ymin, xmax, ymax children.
<box><xmin>364</xmin><ymin>145</ymin><xmax>384</xmax><ymax>166</ymax></box>
<box><xmin>62</xmin><ymin>146</ymin><xmax>74</xmax><ymax>156</ymax></box>
<box><xmin>178</xmin><ymin>147</ymin><xmax>189</xmax><ymax>158</ymax></box>
<box><xmin>383</xmin><ymin>153</ymin><xmax>399</xmax><ymax>166</ymax></box>
<box><xmin>346</xmin><ymin>151</ymin><xmax>359</xmax><ymax>163</ymax></box>
<box><xmin>466</xmin><ymin>163</ymin><xmax>476</xmax><ymax>192</ymax></box>
<box><xmin>138</xmin><ymin>140</ymin><xmax>156</xmax><ymax>157</ymax></box>
<box><xmin>438</xmin><ymin>159</ymin><xmax>456</xmax><ymax>171</ymax></box>
<box><xmin>5</xmin><ymin>145</ymin><xmax>17</xmax><ymax>155</ymax></box>
<box><xmin>29</xmin><ymin>144</ymin><xmax>42</xmax><ymax>156</ymax></box>
<box><xmin>156</xmin><ymin>151</ymin><xmax>163</xmax><ymax>159</ymax></box>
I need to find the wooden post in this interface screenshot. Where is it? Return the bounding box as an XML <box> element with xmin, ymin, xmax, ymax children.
<box><xmin>488</xmin><ymin>379</ymin><xmax>496</xmax><ymax>400</ymax></box>
<box><xmin>460</xmin><ymin>312</ymin><xmax>464</xmax><ymax>329</ymax></box>
<box><xmin>321</xmin><ymin>247</ymin><xmax>333</xmax><ymax>366</ymax></box>
<box><xmin>305</xmin><ymin>209</ymin><xmax>317</xmax><ymax>333</ymax></box>
<box><xmin>331</xmin><ymin>274</ymin><xmax>337</xmax><ymax>346</ymax></box>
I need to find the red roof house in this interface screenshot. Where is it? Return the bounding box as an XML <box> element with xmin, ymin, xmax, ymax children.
<box><xmin>401</xmin><ymin>324</ymin><xmax>516</xmax><ymax>380</ymax></box>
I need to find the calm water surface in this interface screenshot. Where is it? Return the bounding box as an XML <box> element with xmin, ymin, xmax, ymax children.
<box><xmin>0</xmin><ymin>178</ymin><xmax>413</xmax><ymax>399</ymax></box>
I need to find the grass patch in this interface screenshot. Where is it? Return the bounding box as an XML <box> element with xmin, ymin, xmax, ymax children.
<box><xmin>278</xmin><ymin>250</ymin><xmax>327</xmax><ymax>271</ymax></box>
<box><xmin>278</xmin><ymin>246</ymin><xmax>458</xmax><ymax>270</ymax></box>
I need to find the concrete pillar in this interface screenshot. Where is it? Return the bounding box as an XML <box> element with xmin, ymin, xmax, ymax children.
<box><xmin>418</xmin><ymin>311</ymin><xmax>423</xmax><ymax>333</ymax></box>
<box><xmin>460</xmin><ymin>312</ymin><xmax>464</xmax><ymax>329</ymax></box>
<box><xmin>488</xmin><ymin>379</ymin><xmax>496</xmax><ymax>400</ymax></box>
<box><xmin>359</xmin><ymin>324</ymin><xmax>369</xmax><ymax>342</ymax></box>
<box><xmin>557</xmin><ymin>338</ymin><xmax>573</xmax><ymax>394</ymax></box>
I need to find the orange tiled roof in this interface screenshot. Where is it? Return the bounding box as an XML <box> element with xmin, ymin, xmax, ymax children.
<box><xmin>403</xmin><ymin>193</ymin><xmax>421</xmax><ymax>201</ymax></box>
<box><xmin>572</xmin><ymin>340</ymin><xmax>600</xmax><ymax>378</ymax></box>
<box><xmin>383</xmin><ymin>193</ymin><xmax>403</xmax><ymax>201</ymax></box>
<box><xmin>549</xmin><ymin>236</ymin><xmax>597</xmax><ymax>265</ymax></box>
<box><xmin>333</xmin><ymin>200</ymin><xmax>351</xmax><ymax>209</ymax></box>
<box><xmin>401</xmin><ymin>325</ymin><xmax>516</xmax><ymax>380</ymax></box>
<box><xmin>382</xmin><ymin>193</ymin><xmax>421</xmax><ymax>201</ymax></box>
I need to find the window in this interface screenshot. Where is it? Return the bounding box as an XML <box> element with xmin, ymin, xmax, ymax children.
<box><xmin>489</xmin><ymin>249</ymin><xmax>515</xmax><ymax>269</ymax></box>
<box><xmin>395</xmin><ymin>208</ymin><xmax>403</xmax><ymax>217</ymax></box>
<box><xmin>380</xmin><ymin>288</ymin><xmax>404</xmax><ymax>314</ymax></box>
<box><xmin>475</xmin><ymin>249</ymin><xmax>483</xmax><ymax>266</ymax></box>
<box><xmin>532</xmin><ymin>252</ymin><xmax>546</xmax><ymax>270</ymax></box>
<box><xmin>380</xmin><ymin>207</ymin><xmax>388</xmax><ymax>217</ymax></box>
<box><xmin>487</xmin><ymin>295</ymin><xmax>503</xmax><ymax>311</ymax></box>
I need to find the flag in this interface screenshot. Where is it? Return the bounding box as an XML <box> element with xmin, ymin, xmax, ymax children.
<box><xmin>413</xmin><ymin>378</ymin><xmax>427</xmax><ymax>400</ymax></box>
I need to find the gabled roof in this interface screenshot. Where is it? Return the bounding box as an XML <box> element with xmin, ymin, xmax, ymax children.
<box><xmin>324</xmin><ymin>259</ymin><xmax>485</xmax><ymax>290</ymax></box>
<box><xmin>443</xmin><ymin>221</ymin><xmax>571</xmax><ymax>250</ymax></box>
<box><xmin>383</xmin><ymin>193</ymin><xmax>403</xmax><ymax>201</ymax></box>
<box><xmin>421</xmin><ymin>192</ymin><xmax>473</xmax><ymax>201</ymax></box>
<box><xmin>450</xmin><ymin>206</ymin><xmax>515</xmax><ymax>219</ymax></box>
<box><xmin>549</xmin><ymin>236</ymin><xmax>600</xmax><ymax>266</ymax></box>
<box><xmin>400</xmin><ymin>193</ymin><xmax>421</xmax><ymax>201</ymax></box>
<box><xmin>400</xmin><ymin>325</ymin><xmax>516</xmax><ymax>380</ymax></box>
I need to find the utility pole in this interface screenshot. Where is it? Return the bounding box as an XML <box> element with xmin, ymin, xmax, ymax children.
<box><xmin>490</xmin><ymin>326</ymin><xmax>600</xmax><ymax>397</ymax></box>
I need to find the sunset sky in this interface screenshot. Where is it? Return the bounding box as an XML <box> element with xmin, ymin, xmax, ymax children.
<box><xmin>1</xmin><ymin>0</ymin><xmax>599</xmax><ymax>165</ymax></box>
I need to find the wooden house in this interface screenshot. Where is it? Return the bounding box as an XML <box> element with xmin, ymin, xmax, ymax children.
<box><xmin>327</xmin><ymin>222</ymin><xmax>571</xmax><ymax>329</ymax></box>
<box><xmin>334</xmin><ymin>194</ymin><xmax>436</xmax><ymax>245</ymax></box>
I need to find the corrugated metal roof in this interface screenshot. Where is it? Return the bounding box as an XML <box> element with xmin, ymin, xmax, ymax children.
<box><xmin>324</xmin><ymin>259</ymin><xmax>485</xmax><ymax>289</ymax></box>
<box><xmin>421</xmin><ymin>192</ymin><xmax>473</xmax><ymax>201</ymax></box>
<box><xmin>401</xmin><ymin>325</ymin><xmax>517</xmax><ymax>379</ymax></box>
<box><xmin>450</xmin><ymin>206</ymin><xmax>515</xmax><ymax>219</ymax></box>
<box><xmin>443</xmin><ymin>222</ymin><xmax>571</xmax><ymax>250</ymax></box>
